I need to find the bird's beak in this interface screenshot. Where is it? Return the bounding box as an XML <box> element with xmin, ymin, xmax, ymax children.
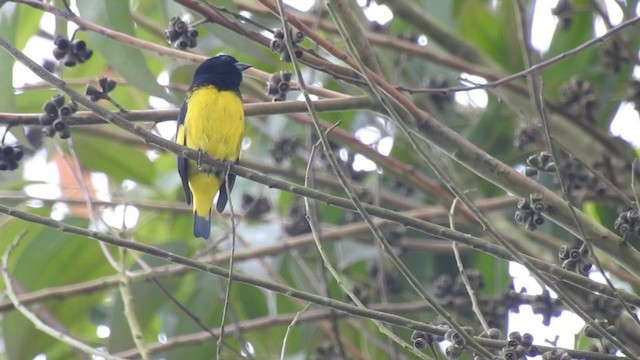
<box><xmin>235</xmin><ymin>62</ymin><xmax>252</xmax><ymax>72</ymax></box>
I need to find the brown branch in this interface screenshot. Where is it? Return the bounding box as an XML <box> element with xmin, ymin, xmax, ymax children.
<box><xmin>2</xmin><ymin>195</ymin><xmax>639</xmax><ymax>319</ymax></box>
<box><xmin>114</xmin><ymin>299</ymin><xmax>619</xmax><ymax>359</ymax></box>
<box><xmin>234</xmin><ymin>0</ymin><xmax>634</xmax><ymax>159</ymax></box>
<box><xmin>256</xmin><ymin>0</ymin><xmax>640</xmax><ymax>278</ymax></box>
<box><xmin>0</xmin><ymin>97</ymin><xmax>374</xmax><ymax>126</ymax></box>
<box><xmin>13</xmin><ymin>0</ymin><xmax>348</xmax><ymax>99</ymax></box>
<box><xmin>2</xmin><ymin>31</ymin><xmax>639</xmax><ymax>310</ymax></box>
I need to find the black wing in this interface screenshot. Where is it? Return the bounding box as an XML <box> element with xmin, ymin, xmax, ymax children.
<box><xmin>176</xmin><ymin>100</ymin><xmax>192</xmax><ymax>205</ymax></box>
<box><xmin>216</xmin><ymin>159</ymin><xmax>238</xmax><ymax>213</ymax></box>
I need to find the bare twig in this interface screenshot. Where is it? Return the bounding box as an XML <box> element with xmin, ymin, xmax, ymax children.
<box><xmin>1</xmin><ymin>232</ymin><xmax>124</xmax><ymax>360</ymax></box>
<box><xmin>448</xmin><ymin>198</ymin><xmax>490</xmax><ymax>333</ymax></box>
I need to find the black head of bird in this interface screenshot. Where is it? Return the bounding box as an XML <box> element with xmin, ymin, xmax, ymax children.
<box><xmin>190</xmin><ymin>54</ymin><xmax>251</xmax><ymax>91</ymax></box>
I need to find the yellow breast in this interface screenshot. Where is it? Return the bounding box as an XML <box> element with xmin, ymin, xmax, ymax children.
<box><xmin>184</xmin><ymin>86</ymin><xmax>245</xmax><ymax>163</ymax></box>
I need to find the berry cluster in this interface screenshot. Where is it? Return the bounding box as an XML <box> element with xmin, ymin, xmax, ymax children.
<box><xmin>558</xmin><ymin>241</ymin><xmax>593</xmax><ymax>275</ymax></box>
<box><xmin>560</xmin><ymin>77</ymin><xmax>597</xmax><ymax>123</ymax></box>
<box><xmin>514</xmin><ymin>194</ymin><xmax>545</xmax><ymax>231</ymax></box>
<box><xmin>501</xmin><ymin>331</ymin><xmax>538</xmax><ymax>360</ymax></box>
<box><xmin>551</xmin><ymin>0</ymin><xmax>573</xmax><ymax>31</ymax></box>
<box><xmin>0</xmin><ymin>143</ymin><xmax>24</xmax><ymax>171</ymax></box>
<box><xmin>40</xmin><ymin>95</ymin><xmax>77</xmax><ymax>139</ymax></box>
<box><xmin>433</xmin><ymin>270</ymin><xmax>484</xmax><ymax>299</ymax></box>
<box><xmin>410</xmin><ymin>330</ymin><xmax>434</xmax><ymax>351</ymax></box>
<box><xmin>559</xmin><ymin>159</ymin><xmax>608</xmax><ymax>196</ymax></box>
<box><xmin>85</xmin><ymin>77</ymin><xmax>117</xmax><ymax>102</ymax></box>
<box><xmin>266</xmin><ymin>70</ymin><xmax>293</xmax><ymax>101</ymax></box>
<box><xmin>513</xmin><ymin>124</ymin><xmax>542</xmax><ymax>151</ymax></box>
<box><xmin>426</xmin><ymin>77</ymin><xmax>454</xmax><ymax>111</ymax></box>
<box><xmin>165</xmin><ymin>16</ymin><xmax>198</xmax><ymax>50</ymax></box>
<box><xmin>347</xmin><ymin>283</ymin><xmax>370</xmax><ymax>306</ymax></box>
<box><xmin>412</xmin><ymin>324</ymin><xmax>450</xmax><ymax>352</ymax></box>
<box><xmin>602</xmin><ymin>39</ymin><xmax>629</xmax><ymax>73</ymax></box>
<box><xmin>241</xmin><ymin>193</ymin><xmax>271</xmax><ymax>220</ymax></box>
<box><xmin>441</xmin><ymin>327</ymin><xmax>476</xmax><ymax>359</ymax></box>
<box><xmin>270</xmin><ymin>29</ymin><xmax>304</xmax><ymax>62</ymax></box>
<box><xmin>369</xmin><ymin>265</ymin><xmax>403</xmax><ymax>295</ymax></box>
<box><xmin>270</xmin><ymin>135</ymin><xmax>300</xmax><ymax>164</ymax></box>
<box><xmin>469</xmin><ymin>328</ymin><xmax>503</xmax><ymax>360</ymax></box>
<box><xmin>283</xmin><ymin>202</ymin><xmax>311</xmax><ymax>236</ymax></box>
<box><xmin>587</xmin><ymin>293</ymin><xmax>623</xmax><ymax>320</ymax></box>
<box><xmin>314</xmin><ymin>137</ymin><xmax>368</xmax><ymax>182</ymax></box>
<box><xmin>525</xmin><ymin>152</ymin><xmax>557</xmax><ymax>177</ymax></box>
<box><xmin>541</xmin><ymin>349</ymin><xmax>571</xmax><ymax>360</ymax></box>
<box><xmin>313</xmin><ymin>342</ymin><xmax>340</xmax><ymax>360</ymax></box>
<box><xmin>614</xmin><ymin>209</ymin><xmax>640</xmax><ymax>237</ymax></box>
<box><xmin>52</xmin><ymin>36</ymin><xmax>93</xmax><ymax>67</ymax></box>
<box><xmin>478</xmin><ymin>328</ymin><xmax>502</xmax><ymax>340</ymax></box>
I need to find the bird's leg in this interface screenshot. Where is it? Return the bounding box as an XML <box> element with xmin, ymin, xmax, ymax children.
<box><xmin>222</xmin><ymin>159</ymin><xmax>232</xmax><ymax>179</ymax></box>
<box><xmin>197</xmin><ymin>150</ymin><xmax>220</xmax><ymax>175</ymax></box>
<box><xmin>197</xmin><ymin>149</ymin><xmax>204</xmax><ymax>171</ymax></box>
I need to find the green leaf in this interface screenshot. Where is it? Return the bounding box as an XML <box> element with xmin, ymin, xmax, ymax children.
<box><xmin>0</xmin><ymin>4</ymin><xmax>18</xmax><ymax>112</ymax></box>
<box><xmin>542</xmin><ymin>0</ymin><xmax>595</xmax><ymax>99</ymax></box>
<box><xmin>16</xmin><ymin>88</ymin><xmax>59</xmax><ymax>113</ymax></box>
<box><xmin>3</xmin><ymin>216</ymin><xmax>114</xmax><ymax>360</ymax></box>
<box><xmin>15</xmin><ymin>5</ymin><xmax>43</xmax><ymax>50</ymax></box>
<box><xmin>138</xmin><ymin>268</ymin><xmax>221</xmax><ymax>359</ymax></box>
<box><xmin>71</xmin><ymin>132</ymin><xmax>156</xmax><ymax>185</ymax></box>
<box><xmin>455</xmin><ymin>0</ymin><xmax>520</xmax><ymax>70</ymax></box>
<box><xmin>76</xmin><ymin>0</ymin><xmax>173</xmax><ymax>102</ymax></box>
<box><xmin>107</xmin><ymin>242</ymin><xmax>189</xmax><ymax>353</ymax></box>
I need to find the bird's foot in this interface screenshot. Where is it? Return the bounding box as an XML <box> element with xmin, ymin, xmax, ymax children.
<box><xmin>196</xmin><ymin>149</ymin><xmax>204</xmax><ymax>171</ymax></box>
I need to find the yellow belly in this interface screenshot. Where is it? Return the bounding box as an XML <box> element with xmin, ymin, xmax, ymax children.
<box><xmin>184</xmin><ymin>86</ymin><xmax>244</xmax><ymax>218</ymax></box>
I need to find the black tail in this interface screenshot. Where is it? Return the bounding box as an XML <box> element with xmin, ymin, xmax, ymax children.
<box><xmin>193</xmin><ymin>212</ymin><xmax>211</xmax><ymax>239</ymax></box>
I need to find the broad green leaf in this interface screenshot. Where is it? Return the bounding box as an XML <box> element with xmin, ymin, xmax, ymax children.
<box><xmin>15</xmin><ymin>88</ymin><xmax>58</xmax><ymax>113</ymax></box>
<box><xmin>542</xmin><ymin>0</ymin><xmax>595</xmax><ymax>99</ymax></box>
<box><xmin>456</xmin><ymin>0</ymin><xmax>519</xmax><ymax>69</ymax></box>
<box><xmin>475</xmin><ymin>252</ymin><xmax>509</xmax><ymax>303</ymax></box>
<box><xmin>3</xmin><ymin>216</ymin><xmax>114</xmax><ymax>360</ymax></box>
<box><xmin>106</xmin><ymin>241</ymin><xmax>190</xmax><ymax>352</ymax></box>
<box><xmin>150</xmin><ymin>270</ymin><xmax>222</xmax><ymax>359</ymax></box>
<box><xmin>15</xmin><ymin>5</ymin><xmax>43</xmax><ymax>51</ymax></box>
<box><xmin>76</xmin><ymin>0</ymin><xmax>172</xmax><ymax>102</ymax></box>
<box><xmin>0</xmin><ymin>3</ymin><xmax>18</xmax><ymax>112</ymax></box>
<box><xmin>71</xmin><ymin>132</ymin><xmax>156</xmax><ymax>185</ymax></box>
<box><xmin>582</xmin><ymin>201</ymin><xmax>619</xmax><ymax>234</ymax></box>
<box><xmin>133</xmin><ymin>210</ymin><xmax>193</xmax><ymax>243</ymax></box>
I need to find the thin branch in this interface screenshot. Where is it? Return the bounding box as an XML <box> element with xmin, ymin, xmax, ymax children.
<box><xmin>13</xmin><ymin>0</ymin><xmax>347</xmax><ymax>99</ymax></box>
<box><xmin>0</xmin><ymin>97</ymin><xmax>374</xmax><ymax>126</ymax></box>
<box><xmin>448</xmin><ymin>198</ymin><xmax>490</xmax><ymax>333</ymax></box>
<box><xmin>3</xmin><ymin>197</ymin><xmax>637</xmax><ymax>313</ymax></box>
<box><xmin>117</xmin><ymin>249</ymin><xmax>150</xmax><ymax>360</ymax></box>
<box><xmin>1</xmin><ymin>233</ymin><xmax>125</xmax><ymax>360</ymax></box>
<box><xmin>256</xmin><ymin>1</ymin><xmax>640</xmax><ymax>277</ymax></box>
<box><xmin>323</xmin><ymin>1</ymin><xmax>492</xmax><ymax>356</ymax></box>
<box><xmin>217</xmin><ymin>176</ymin><xmax>238</xmax><ymax>359</ymax></box>
<box><xmin>2</xmin><ymin>34</ymin><xmax>640</xmax><ymax>329</ymax></box>
<box><xmin>115</xmin><ymin>299</ymin><xmax>617</xmax><ymax>360</ymax></box>
<box><xmin>283</xmin><ymin>0</ymin><xmax>426</xmax><ymax>352</ymax></box>
<box><xmin>280</xmin><ymin>304</ymin><xmax>311</xmax><ymax>360</ymax></box>
<box><xmin>302</xmin><ymin>140</ymin><xmax>429</xmax><ymax>359</ymax></box>
<box><xmin>514</xmin><ymin>1</ymin><xmax>638</xmax><ymax>356</ymax></box>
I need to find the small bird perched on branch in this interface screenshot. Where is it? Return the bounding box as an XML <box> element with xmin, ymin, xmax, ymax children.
<box><xmin>176</xmin><ymin>55</ymin><xmax>251</xmax><ymax>239</ymax></box>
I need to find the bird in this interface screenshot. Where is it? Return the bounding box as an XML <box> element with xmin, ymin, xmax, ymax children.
<box><xmin>176</xmin><ymin>55</ymin><xmax>251</xmax><ymax>239</ymax></box>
